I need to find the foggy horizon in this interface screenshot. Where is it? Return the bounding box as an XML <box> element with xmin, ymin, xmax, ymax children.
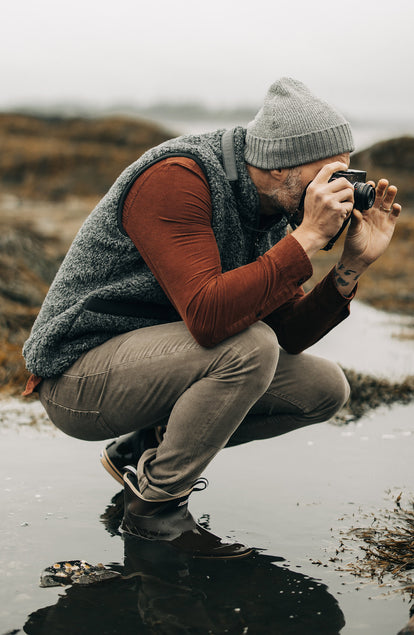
<box><xmin>2</xmin><ymin>0</ymin><xmax>414</xmax><ymax>128</ymax></box>
<box><xmin>3</xmin><ymin>97</ymin><xmax>414</xmax><ymax>127</ymax></box>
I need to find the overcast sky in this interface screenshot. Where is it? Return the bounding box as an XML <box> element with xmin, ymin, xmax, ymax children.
<box><xmin>2</xmin><ymin>0</ymin><xmax>413</xmax><ymax>124</ymax></box>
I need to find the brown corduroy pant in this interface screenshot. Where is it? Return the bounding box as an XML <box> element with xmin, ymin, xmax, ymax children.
<box><xmin>39</xmin><ymin>321</ymin><xmax>349</xmax><ymax>500</ymax></box>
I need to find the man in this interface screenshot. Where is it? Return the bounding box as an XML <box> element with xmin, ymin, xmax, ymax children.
<box><xmin>23</xmin><ymin>78</ymin><xmax>400</xmax><ymax>559</ymax></box>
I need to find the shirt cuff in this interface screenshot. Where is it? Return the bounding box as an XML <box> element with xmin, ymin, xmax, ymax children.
<box><xmin>269</xmin><ymin>233</ymin><xmax>313</xmax><ymax>288</ymax></box>
<box><xmin>22</xmin><ymin>374</ymin><xmax>43</xmax><ymax>396</ymax></box>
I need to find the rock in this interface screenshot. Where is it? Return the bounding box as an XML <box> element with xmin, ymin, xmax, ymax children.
<box><xmin>352</xmin><ymin>136</ymin><xmax>414</xmax><ymax>210</ymax></box>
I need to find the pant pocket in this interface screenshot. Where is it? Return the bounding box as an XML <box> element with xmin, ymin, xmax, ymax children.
<box><xmin>41</xmin><ymin>397</ymin><xmax>116</xmax><ymax>441</ymax></box>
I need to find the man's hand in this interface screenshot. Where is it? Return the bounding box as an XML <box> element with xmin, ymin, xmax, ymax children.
<box><xmin>333</xmin><ymin>179</ymin><xmax>401</xmax><ymax>296</ymax></box>
<box><xmin>342</xmin><ymin>179</ymin><xmax>401</xmax><ymax>265</ymax></box>
<box><xmin>291</xmin><ymin>161</ymin><xmax>355</xmax><ymax>256</ymax></box>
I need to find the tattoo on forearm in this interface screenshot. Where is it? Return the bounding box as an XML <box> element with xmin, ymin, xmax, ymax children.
<box><xmin>334</xmin><ymin>262</ymin><xmax>360</xmax><ymax>292</ymax></box>
<box><xmin>335</xmin><ymin>275</ymin><xmax>348</xmax><ymax>287</ymax></box>
<box><xmin>335</xmin><ymin>263</ymin><xmax>360</xmax><ymax>281</ymax></box>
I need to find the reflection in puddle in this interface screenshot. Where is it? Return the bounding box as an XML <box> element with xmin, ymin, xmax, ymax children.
<box><xmin>23</xmin><ymin>491</ymin><xmax>346</xmax><ymax>634</ymax></box>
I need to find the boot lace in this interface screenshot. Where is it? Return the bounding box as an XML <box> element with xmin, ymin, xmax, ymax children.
<box><xmin>192</xmin><ymin>477</ymin><xmax>209</xmax><ymax>492</ymax></box>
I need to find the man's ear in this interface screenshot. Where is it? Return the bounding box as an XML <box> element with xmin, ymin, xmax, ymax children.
<box><xmin>269</xmin><ymin>168</ymin><xmax>288</xmax><ymax>183</ymax></box>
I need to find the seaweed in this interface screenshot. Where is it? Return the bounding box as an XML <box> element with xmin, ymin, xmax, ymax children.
<box><xmin>341</xmin><ymin>368</ymin><xmax>414</xmax><ymax>421</ymax></box>
<box><xmin>329</xmin><ymin>493</ymin><xmax>414</xmax><ymax>599</ymax></box>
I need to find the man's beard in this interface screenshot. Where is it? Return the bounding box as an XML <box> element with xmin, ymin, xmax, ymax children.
<box><xmin>262</xmin><ymin>168</ymin><xmax>304</xmax><ymax>218</ymax></box>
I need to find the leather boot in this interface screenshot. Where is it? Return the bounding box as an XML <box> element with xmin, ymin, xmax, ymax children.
<box><xmin>121</xmin><ymin>468</ymin><xmax>253</xmax><ymax>559</ymax></box>
<box><xmin>100</xmin><ymin>426</ymin><xmax>165</xmax><ymax>485</ymax></box>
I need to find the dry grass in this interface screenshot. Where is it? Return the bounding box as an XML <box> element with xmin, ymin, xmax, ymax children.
<box><xmin>0</xmin><ymin>112</ymin><xmax>171</xmax><ymax>201</ymax></box>
<box><xmin>329</xmin><ymin>494</ymin><xmax>414</xmax><ymax>601</ymax></box>
<box><xmin>0</xmin><ymin>113</ymin><xmax>173</xmax><ymax>395</ymax></box>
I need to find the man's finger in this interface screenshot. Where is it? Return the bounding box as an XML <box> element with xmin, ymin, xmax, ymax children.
<box><xmin>380</xmin><ymin>185</ymin><xmax>398</xmax><ymax>211</ymax></box>
<box><xmin>330</xmin><ymin>178</ymin><xmax>355</xmax><ymax>200</ymax></box>
<box><xmin>312</xmin><ymin>161</ymin><xmax>349</xmax><ymax>185</ymax></box>
<box><xmin>373</xmin><ymin>179</ymin><xmax>389</xmax><ymax>207</ymax></box>
<box><xmin>390</xmin><ymin>203</ymin><xmax>402</xmax><ymax>220</ymax></box>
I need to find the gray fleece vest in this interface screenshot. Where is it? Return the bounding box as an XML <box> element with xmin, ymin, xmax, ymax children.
<box><xmin>23</xmin><ymin>127</ymin><xmax>288</xmax><ymax>377</ymax></box>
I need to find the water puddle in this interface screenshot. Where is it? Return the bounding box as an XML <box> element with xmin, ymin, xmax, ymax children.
<box><xmin>1</xmin><ymin>301</ymin><xmax>414</xmax><ymax>633</ymax></box>
<box><xmin>1</xmin><ymin>402</ymin><xmax>414</xmax><ymax>634</ymax></box>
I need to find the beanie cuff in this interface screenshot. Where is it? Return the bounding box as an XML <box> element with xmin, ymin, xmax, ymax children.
<box><xmin>244</xmin><ymin>123</ymin><xmax>355</xmax><ymax>169</ymax></box>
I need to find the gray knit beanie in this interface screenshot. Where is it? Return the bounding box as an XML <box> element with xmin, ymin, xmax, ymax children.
<box><xmin>244</xmin><ymin>77</ymin><xmax>354</xmax><ymax>169</ymax></box>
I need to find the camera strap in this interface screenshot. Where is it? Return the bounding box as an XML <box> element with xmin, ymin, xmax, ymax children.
<box><xmin>221</xmin><ymin>128</ymin><xmax>239</xmax><ymax>183</ymax></box>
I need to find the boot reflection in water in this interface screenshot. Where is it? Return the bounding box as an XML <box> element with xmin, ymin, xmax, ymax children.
<box><xmin>24</xmin><ymin>529</ymin><xmax>346</xmax><ymax>635</ymax></box>
<box><xmin>123</xmin><ymin>535</ymin><xmax>346</xmax><ymax>635</ymax></box>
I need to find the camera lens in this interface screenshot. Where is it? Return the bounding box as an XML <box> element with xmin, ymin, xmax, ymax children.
<box><xmin>354</xmin><ymin>182</ymin><xmax>375</xmax><ymax>211</ymax></box>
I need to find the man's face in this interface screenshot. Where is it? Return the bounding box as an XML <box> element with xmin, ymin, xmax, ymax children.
<box><xmin>263</xmin><ymin>152</ymin><xmax>350</xmax><ymax>217</ymax></box>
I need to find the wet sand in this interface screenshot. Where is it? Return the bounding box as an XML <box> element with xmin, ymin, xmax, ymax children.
<box><xmin>1</xmin><ymin>301</ymin><xmax>414</xmax><ymax>634</ymax></box>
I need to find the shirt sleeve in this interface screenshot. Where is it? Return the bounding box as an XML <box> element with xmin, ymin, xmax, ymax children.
<box><xmin>122</xmin><ymin>157</ymin><xmax>352</xmax><ymax>349</ymax></box>
<box><xmin>264</xmin><ymin>268</ymin><xmax>355</xmax><ymax>353</ymax></box>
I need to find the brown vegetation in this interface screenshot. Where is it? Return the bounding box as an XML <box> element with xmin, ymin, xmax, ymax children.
<box><xmin>325</xmin><ymin>497</ymin><xmax>414</xmax><ymax>630</ymax></box>
<box><xmin>0</xmin><ymin>112</ymin><xmax>171</xmax><ymax>201</ymax></box>
<box><xmin>329</xmin><ymin>493</ymin><xmax>414</xmax><ymax>615</ymax></box>
<box><xmin>0</xmin><ymin>112</ymin><xmax>172</xmax><ymax>395</ymax></box>
<box><xmin>340</xmin><ymin>369</ymin><xmax>414</xmax><ymax>420</ymax></box>
<box><xmin>0</xmin><ymin>114</ymin><xmax>413</xmax><ymax>398</ymax></box>
<box><xmin>352</xmin><ymin>136</ymin><xmax>414</xmax><ymax>210</ymax></box>
<box><xmin>0</xmin><ymin>220</ymin><xmax>61</xmax><ymax>393</ymax></box>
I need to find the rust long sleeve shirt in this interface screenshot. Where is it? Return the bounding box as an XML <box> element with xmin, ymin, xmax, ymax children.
<box><xmin>122</xmin><ymin>156</ymin><xmax>354</xmax><ymax>352</ymax></box>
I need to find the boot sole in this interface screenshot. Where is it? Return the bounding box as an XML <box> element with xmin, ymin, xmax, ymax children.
<box><xmin>120</xmin><ymin>524</ymin><xmax>254</xmax><ymax>559</ymax></box>
<box><xmin>100</xmin><ymin>449</ymin><xmax>124</xmax><ymax>486</ymax></box>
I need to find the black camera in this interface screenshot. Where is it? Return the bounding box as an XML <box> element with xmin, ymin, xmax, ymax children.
<box><xmin>329</xmin><ymin>169</ymin><xmax>375</xmax><ymax>212</ymax></box>
<box><xmin>323</xmin><ymin>169</ymin><xmax>376</xmax><ymax>251</ymax></box>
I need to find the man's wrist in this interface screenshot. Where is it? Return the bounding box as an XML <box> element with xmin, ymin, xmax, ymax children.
<box><xmin>290</xmin><ymin>226</ymin><xmax>328</xmax><ymax>258</ymax></box>
<box><xmin>333</xmin><ymin>257</ymin><xmax>368</xmax><ymax>297</ymax></box>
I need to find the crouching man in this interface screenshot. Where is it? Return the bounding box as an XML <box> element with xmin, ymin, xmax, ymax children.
<box><xmin>23</xmin><ymin>78</ymin><xmax>400</xmax><ymax>558</ymax></box>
